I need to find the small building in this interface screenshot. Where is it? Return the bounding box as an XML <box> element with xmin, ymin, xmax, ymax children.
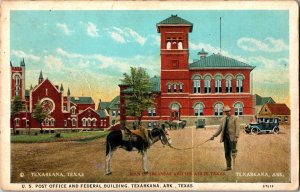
<box><xmin>258</xmin><ymin>103</ymin><xmax>290</xmax><ymax>125</ymax></box>
<box><xmin>98</xmin><ymin>96</ymin><xmax>120</xmax><ymax>125</ymax></box>
<box><xmin>254</xmin><ymin>94</ymin><xmax>276</xmax><ymax>115</ymax></box>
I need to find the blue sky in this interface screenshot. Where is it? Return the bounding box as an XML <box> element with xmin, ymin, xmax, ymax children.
<box><xmin>10</xmin><ymin>10</ymin><xmax>289</xmax><ymax>105</ymax></box>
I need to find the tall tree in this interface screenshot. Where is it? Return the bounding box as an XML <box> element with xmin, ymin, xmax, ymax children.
<box><xmin>121</xmin><ymin>67</ymin><xmax>155</xmax><ymax>125</ymax></box>
<box><xmin>11</xmin><ymin>96</ymin><xmax>25</xmax><ymax>135</ymax></box>
<box><xmin>31</xmin><ymin>100</ymin><xmax>49</xmax><ymax>131</ymax></box>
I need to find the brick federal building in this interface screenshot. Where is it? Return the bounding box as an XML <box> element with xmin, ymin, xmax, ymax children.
<box><xmin>120</xmin><ymin>15</ymin><xmax>256</xmax><ymax>127</ymax></box>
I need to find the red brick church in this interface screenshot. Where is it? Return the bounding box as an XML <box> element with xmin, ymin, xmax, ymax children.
<box><xmin>11</xmin><ymin>61</ymin><xmax>109</xmax><ymax>129</ymax></box>
<box><xmin>120</xmin><ymin>15</ymin><xmax>256</xmax><ymax>126</ymax></box>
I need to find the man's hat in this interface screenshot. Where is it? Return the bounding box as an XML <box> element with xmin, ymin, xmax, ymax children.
<box><xmin>223</xmin><ymin>105</ymin><xmax>231</xmax><ymax>112</ymax></box>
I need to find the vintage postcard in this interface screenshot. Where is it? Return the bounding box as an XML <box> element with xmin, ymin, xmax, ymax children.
<box><xmin>0</xmin><ymin>0</ymin><xmax>299</xmax><ymax>191</ymax></box>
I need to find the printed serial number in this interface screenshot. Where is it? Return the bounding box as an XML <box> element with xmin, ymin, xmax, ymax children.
<box><xmin>263</xmin><ymin>184</ymin><xmax>274</xmax><ymax>188</ymax></box>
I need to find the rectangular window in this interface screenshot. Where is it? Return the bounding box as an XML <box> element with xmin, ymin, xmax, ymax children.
<box><xmin>112</xmin><ymin>111</ymin><xmax>116</xmax><ymax>116</ymax></box>
<box><xmin>284</xmin><ymin>116</ymin><xmax>288</xmax><ymax>122</ymax></box>
<box><xmin>64</xmin><ymin>120</ymin><xmax>67</xmax><ymax>127</ymax></box>
<box><xmin>63</xmin><ymin>106</ymin><xmax>67</xmax><ymax>111</ymax></box>
<box><xmin>148</xmin><ymin>122</ymin><xmax>152</xmax><ymax>128</ymax></box>
<box><xmin>148</xmin><ymin>108</ymin><xmax>156</xmax><ymax>116</ymax></box>
<box><xmin>15</xmin><ymin>119</ymin><xmax>19</xmax><ymax>126</ymax></box>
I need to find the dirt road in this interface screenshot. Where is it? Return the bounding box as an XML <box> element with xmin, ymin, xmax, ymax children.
<box><xmin>11</xmin><ymin>125</ymin><xmax>290</xmax><ymax>183</ymax></box>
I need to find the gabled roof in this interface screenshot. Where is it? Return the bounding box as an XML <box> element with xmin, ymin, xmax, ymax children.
<box><xmin>97</xmin><ymin>101</ymin><xmax>110</xmax><ymax>110</ymax></box>
<box><xmin>189</xmin><ymin>54</ymin><xmax>255</xmax><ymax>70</ymax></box>
<box><xmin>255</xmin><ymin>94</ymin><xmax>276</xmax><ymax>105</ymax></box>
<box><xmin>265</xmin><ymin>103</ymin><xmax>290</xmax><ymax>115</ymax></box>
<box><xmin>97</xmin><ymin>109</ymin><xmax>109</xmax><ymax>118</ymax></box>
<box><xmin>70</xmin><ymin>97</ymin><xmax>95</xmax><ymax>105</ymax></box>
<box><xmin>157</xmin><ymin>15</ymin><xmax>193</xmax><ymax>32</ymax></box>
<box><xmin>108</xmin><ymin>96</ymin><xmax>120</xmax><ymax>109</ymax></box>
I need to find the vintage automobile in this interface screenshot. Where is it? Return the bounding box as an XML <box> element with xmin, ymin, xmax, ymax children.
<box><xmin>244</xmin><ymin>117</ymin><xmax>280</xmax><ymax>135</ymax></box>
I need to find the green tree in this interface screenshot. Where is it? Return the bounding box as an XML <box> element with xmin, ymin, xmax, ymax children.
<box><xmin>31</xmin><ymin>100</ymin><xmax>49</xmax><ymax>131</ymax></box>
<box><xmin>121</xmin><ymin>67</ymin><xmax>155</xmax><ymax>125</ymax></box>
<box><xmin>11</xmin><ymin>96</ymin><xmax>25</xmax><ymax>135</ymax></box>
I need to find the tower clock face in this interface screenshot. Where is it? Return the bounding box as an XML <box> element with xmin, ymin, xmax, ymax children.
<box><xmin>41</xmin><ymin>99</ymin><xmax>54</xmax><ymax>113</ymax></box>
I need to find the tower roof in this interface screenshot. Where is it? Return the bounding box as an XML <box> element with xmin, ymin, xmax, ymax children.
<box><xmin>60</xmin><ymin>84</ymin><xmax>64</xmax><ymax>92</ymax></box>
<box><xmin>67</xmin><ymin>87</ymin><xmax>71</xmax><ymax>95</ymax></box>
<box><xmin>39</xmin><ymin>70</ymin><xmax>44</xmax><ymax>79</ymax></box>
<box><xmin>20</xmin><ymin>58</ymin><xmax>25</xmax><ymax>66</ymax></box>
<box><xmin>157</xmin><ymin>14</ymin><xmax>193</xmax><ymax>32</ymax></box>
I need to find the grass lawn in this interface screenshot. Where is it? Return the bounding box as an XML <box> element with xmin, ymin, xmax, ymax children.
<box><xmin>11</xmin><ymin>131</ymin><xmax>109</xmax><ymax>143</ymax></box>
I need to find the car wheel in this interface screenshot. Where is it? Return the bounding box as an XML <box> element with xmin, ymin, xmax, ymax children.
<box><xmin>244</xmin><ymin>128</ymin><xmax>250</xmax><ymax>134</ymax></box>
<box><xmin>273</xmin><ymin>127</ymin><xmax>279</xmax><ymax>134</ymax></box>
<box><xmin>251</xmin><ymin>127</ymin><xmax>259</xmax><ymax>135</ymax></box>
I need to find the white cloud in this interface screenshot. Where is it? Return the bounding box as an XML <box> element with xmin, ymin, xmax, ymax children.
<box><xmin>55</xmin><ymin>48</ymin><xmax>160</xmax><ymax>75</ymax></box>
<box><xmin>237</xmin><ymin>37</ymin><xmax>288</xmax><ymax>52</ymax></box>
<box><xmin>149</xmin><ymin>34</ymin><xmax>160</xmax><ymax>46</ymax></box>
<box><xmin>107</xmin><ymin>27</ymin><xmax>147</xmax><ymax>46</ymax></box>
<box><xmin>248</xmin><ymin>56</ymin><xmax>289</xmax><ymax>84</ymax></box>
<box><xmin>109</xmin><ymin>31</ymin><xmax>126</xmax><ymax>44</ymax></box>
<box><xmin>12</xmin><ymin>50</ymin><xmax>40</xmax><ymax>62</ymax></box>
<box><xmin>125</xmin><ymin>27</ymin><xmax>146</xmax><ymax>45</ymax></box>
<box><xmin>86</xmin><ymin>22</ymin><xmax>99</xmax><ymax>37</ymax></box>
<box><xmin>189</xmin><ymin>41</ymin><xmax>247</xmax><ymax>63</ymax></box>
<box><xmin>56</xmin><ymin>23</ymin><xmax>73</xmax><ymax>35</ymax></box>
<box><xmin>44</xmin><ymin>55</ymin><xmax>63</xmax><ymax>70</ymax></box>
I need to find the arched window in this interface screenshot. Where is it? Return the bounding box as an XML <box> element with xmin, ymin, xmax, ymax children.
<box><xmin>87</xmin><ymin>119</ymin><xmax>91</xmax><ymax>126</ymax></box>
<box><xmin>45</xmin><ymin>118</ymin><xmax>49</xmax><ymax>126</ymax></box>
<box><xmin>82</xmin><ymin>118</ymin><xmax>86</xmax><ymax>126</ymax></box>
<box><xmin>166</xmin><ymin>38</ymin><xmax>171</xmax><ymax>49</ymax></box>
<box><xmin>214</xmin><ymin>103</ymin><xmax>224</xmax><ymax>116</ymax></box>
<box><xmin>167</xmin><ymin>42</ymin><xmax>171</xmax><ymax>49</ymax></box>
<box><xmin>71</xmin><ymin>107</ymin><xmax>76</xmax><ymax>114</ymax></box>
<box><xmin>15</xmin><ymin>86</ymin><xmax>20</xmax><ymax>96</ymax></box>
<box><xmin>204</xmin><ymin>76</ymin><xmax>211</xmax><ymax>93</ymax></box>
<box><xmin>179</xmin><ymin>83</ymin><xmax>183</xmax><ymax>92</ymax></box>
<box><xmin>214</xmin><ymin>75</ymin><xmax>222</xmax><ymax>93</ymax></box>
<box><xmin>15</xmin><ymin>75</ymin><xmax>21</xmax><ymax>86</ymax></box>
<box><xmin>170</xmin><ymin>103</ymin><xmax>180</xmax><ymax>118</ymax></box>
<box><xmin>171</xmin><ymin>103</ymin><xmax>180</xmax><ymax>110</ymax></box>
<box><xmin>225</xmin><ymin>76</ymin><xmax>233</xmax><ymax>93</ymax></box>
<box><xmin>72</xmin><ymin>118</ymin><xmax>76</xmax><ymax>126</ymax></box>
<box><xmin>178</xmin><ymin>41</ymin><xmax>183</xmax><ymax>50</ymax></box>
<box><xmin>194</xmin><ymin>103</ymin><xmax>204</xmax><ymax>116</ymax></box>
<box><xmin>234</xmin><ymin>102</ymin><xmax>243</xmax><ymax>116</ymax></box>
<box><xmin>236</xmin><ymin>75</ymin><xmax>244</xmax><ymax>93</ymax></box>
<box><xmin>50</xmin><ymin>118</ymin><xmax>55</xmax><ymax>126</ymax></box>
<box><xmin>193</xmin><ymin>75</ymin><xmax>201</xmax><ymax>93</ymax></box>
<box><xmin>167</xmin><ymin>84</ymin><xmax>171</xmax><ymax>93</ymax></box>
<box><xmin>93</xmin><ymin>119</ymin><xmax>97</xmax><ymax>126</ymax></box>
<box><xmin>173</xmin><ymin>84</ymin><xmax>177</xmax><ymax>92</ymax></box>
<box><xmin>15</xmin><ymin>118</ymin><xmax>19</xmax><ymax>126</ymax></box>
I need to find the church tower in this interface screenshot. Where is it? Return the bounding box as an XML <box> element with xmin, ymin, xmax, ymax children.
<box><xmin>11</xmin><ymin>59</ymin><xmax>26</xmax><ymax>99</ymax></box>
<box><xmin>156</xmin><ymin>15</ymin><xmax>193</xmax><ymax>120</ymax></box>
